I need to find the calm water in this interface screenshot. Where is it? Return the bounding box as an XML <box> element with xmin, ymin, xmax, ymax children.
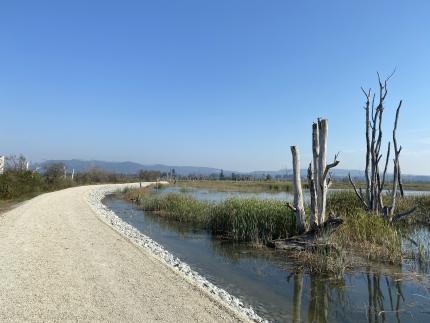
<box><xmin>104</xmin><ymin>192</ymin><xmax>430</xmax><ymax>323</ymax></box>
<box><xmin>157</xmin><ymin>186</ymin><xmax>297</xmax><ymax>202</ymax></box>
<box><xmin>156</xmin><ymin>186</ymin><xmax>430</xmax><ymax>204</ymax></box>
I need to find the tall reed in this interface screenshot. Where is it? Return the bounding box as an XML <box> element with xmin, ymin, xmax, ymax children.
<box><xmin>126</xmin><ymin>188</ymin><xmax>296</xmax><ymax>244</ymax></box>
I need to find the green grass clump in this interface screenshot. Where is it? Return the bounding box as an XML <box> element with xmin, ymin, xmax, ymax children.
<box><xmin>209</xmin><ymin>198</ymin><xmax>295</xmax><ymax>244</ymax></box>
<box><xmin>326</xmin><ymin>191</ymin><xmax>365</xmax><ymax>218</ymax></box>
<box><xmin>139</xmin><ymin>193</ymin><xmax>212</xmax><ymax>225</ymax></box>
<box><xmin>331</xmin><ymin>211</ymin><xmax>402</xmax><ymax>263</ymax></box>
<box><xmin>394</xmin><ymin>195</ymin><xmax>430</xmax><ymax>224</ymax></box>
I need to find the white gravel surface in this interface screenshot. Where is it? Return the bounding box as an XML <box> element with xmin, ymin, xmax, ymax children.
<box><xmin>0</xmin><ymin>183</ymin><xmax>266</xmax><ymax>322</ymax></box>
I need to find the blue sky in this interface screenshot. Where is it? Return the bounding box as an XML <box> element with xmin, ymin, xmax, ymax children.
<box><xmin>1</xmin><ymin>1</ymin><xmax>430</xmax><ymax>174</ymax></box>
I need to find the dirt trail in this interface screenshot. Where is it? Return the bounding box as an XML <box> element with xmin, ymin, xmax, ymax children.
<box><xmin>0</xmin><ymin>185</ymin><xmax>249</xmax><ymax>322</ymax></box>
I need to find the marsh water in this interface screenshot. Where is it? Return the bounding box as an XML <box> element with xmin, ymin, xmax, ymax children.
<box><xmin>154</xmin><ymin>186</ymin><xmax>430</xmax><ymax>203</ymax></box>
<box><xmin>103</xmin><ymin>188</ymin><xmax>430</xmax><ymax>323</ymax></box>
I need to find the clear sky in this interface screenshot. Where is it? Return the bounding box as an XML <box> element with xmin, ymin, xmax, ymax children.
<box><xmin>1</xmin><ymin>1</ymin><xmax>430</xmax><ymax>174</ymax></box>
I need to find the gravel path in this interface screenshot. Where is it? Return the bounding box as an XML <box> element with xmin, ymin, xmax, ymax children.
<box><xmin>0</xmin><ymin>184</ymin><xmax>252</xmax><ymax>322</ymax></box>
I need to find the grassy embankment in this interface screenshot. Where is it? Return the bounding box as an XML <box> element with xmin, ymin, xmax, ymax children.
<box><xmin>123</xmin><ymin>185</ymin><xmax>430</xmax><ymax>273</ymax></box>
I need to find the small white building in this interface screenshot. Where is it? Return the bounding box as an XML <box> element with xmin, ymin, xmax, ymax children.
<box><xmin>0</xmin><ymin>156</ymin><xmax>5</xmax><ymax>175</ymax></box>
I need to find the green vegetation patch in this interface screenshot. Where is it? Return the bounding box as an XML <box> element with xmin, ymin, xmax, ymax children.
<box><xmin>124</xmin><ymin>186</ymin><xmax>430</xmax><ymax>273</ymax></box>
<box><xmin>126</xmin><ymin>188</ymin><xmax>296</xmax><ymax>244</ymax></box>
<box><xmin>210</xmin><ymin>198</ymin><xmax>295</xmax><ymax>243</ymax></box>
<box><xmin>140</xmin><ymin>193</ymin><xmax>212</xmax><ymax>225</ymax></box>
<box><xmin>331</xmin><ymin>211</ymin><xmax>402</xmax><ymax>263</ymax></box>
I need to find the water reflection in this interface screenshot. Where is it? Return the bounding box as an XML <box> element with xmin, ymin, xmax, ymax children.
<box><xmin>104</xmin><ymin>195</ymin><xmax>430</xmax><ymax>323</ymax></box>
<box><xmin>290</xmin><ymin>272</ymin><xmax>414</xmax><ymax>323</ymax></box>
<box><xmin>366</xmin><ymin>274</ymin><xmax>405</xmax><ymax>323</ymax></box>
<box><xmin>292</xmin><ymin>271</ymin><xmax>303</xmax><ymax>323</ymax></box>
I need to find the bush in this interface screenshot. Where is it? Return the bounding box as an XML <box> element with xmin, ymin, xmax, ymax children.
<box><xmin>0</xmin><ymin>170</ymin><xmax>45</xmax><ymax>199</ymax></box>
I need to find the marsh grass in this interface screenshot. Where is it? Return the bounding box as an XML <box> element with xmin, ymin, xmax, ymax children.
<box><xmin>326</xmin><ymin>191</ymin><xmax>365</xmax><ymax>217</ymax></box>
<box><xmin>297</xmin><ymin>191</ymin><xmax>408</xmax><ymax>272</ymax></box>
<box><xmin>397</xmin><ymin>195</ymin><xmax>430</xmax><ymax>224</ymax></box>
<box><xmin>209</xmin><ymin>198</ymin><xmax>296</xmax><ymax>243</ymax></box>
<box><xmin>331</xmin><ymin>211</ymin><xmax>402</xmax><ymax>263</ymax></box>
<box><xmin>124</xmin><ymin>188</ymin><xmax>295</xmax><ymax>243</ymax></box>
<box><xmin>139</xmin><ymin>193</ymin><xmax>212</xmax><ymax>226</ymax></box>
<box><xmin>295</xmin><ymin>246</ymin><xmax>350</xmax><ymax>275</ymax></box>
<box><xmin>174</xmin><ymin>180</ymin><xmax>292</xmax><ymax>193</ymax></box>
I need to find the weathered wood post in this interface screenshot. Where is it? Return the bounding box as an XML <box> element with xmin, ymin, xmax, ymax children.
<box><xmin>0</xmin><ymin>156</ymin><xmax>4</xmax><ymax>175</ymax></box>
<box><xmin>291</xmin><ymin>146</ymin><xmax>305</xmax><ymax>233</ymax></box>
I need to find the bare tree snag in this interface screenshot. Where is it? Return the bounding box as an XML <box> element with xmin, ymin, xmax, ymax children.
<box><xmin>317</xmin><ymin>119</ymin><xmax>328</xmax><ymax>224</ymax></box>
<box><xmin>312</xmin><ymin>123</ymin><xmax>320</xmax><ymax>222</ymax></box>
<box><xmin>389</xmin><ymin>101</ymin><xmax>402</xmax><ymax>218</ymax></box>
<box><xmin>308</xmin><ymin>163</ymin><xmax>318</xmax><ymax>229</ymax></box>
<box><xmin>291</xmin><ymin>146</ymin><xmax>305</xmax><ymax>233</ymax></box>
<box><xmin>351</xmin><ymin>73</ymin><xmax>415</xmax><ymax>220</ymax></box>
<box><xmin>398</xmin><ymin>163</ymin><xmax>404</xmax><ymax>197</ymax></box>
<box><xmin>363</xmin><ymin>88</ymin><xmax>372</xmax><ymax>208</ymax></box>
<box><xmin>307</xmin><ymin>119</ymin><xmax>339</xmax><ymax>226</ymax></box>
<box><xmin>349</xmin><ymin>173</ymin><xmax>368</xmax><ymax>208</ymax></box>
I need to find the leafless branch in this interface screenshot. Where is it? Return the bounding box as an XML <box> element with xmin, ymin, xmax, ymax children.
<box><xmin>286</xmin><ymin>202</ymin><xmax>297</xmax><ymax>212</ymax></box>
<box><xmin>392</xmin><ymin>207</ymin><xmax>417</xmax><ymax>222</ymax></box>
<box><xmin>349</xmin><ymin>173</ymin><xmax>368</xmax><ymax>208</ymax></box>
<box><xmin>323</xmin><ymin>152</ymin><xmax>340</xmax><ymax>182</ymax></box>
<box><xmin>380</xmin><ymin>142</ymin><xmax>391</xmax><ymax>191</ymax></box>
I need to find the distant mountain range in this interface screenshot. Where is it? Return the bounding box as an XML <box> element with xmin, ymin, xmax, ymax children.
<box><xmin>37</xmin><ymin>159</ymin><xmax>229</xmax><ymax>176</ymax></box>
<box><xmin>36</xmin><ymin>159</ymin><xmax>430</xmax><ymax>182</ymax></box>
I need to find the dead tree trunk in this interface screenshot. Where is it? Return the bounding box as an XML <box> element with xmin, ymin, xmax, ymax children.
<box><xmin>364</xmin><ymin>90</ymin><xmax>372</xmax><ymax>208</ymax></box>
<box><xmin>312</xmin><ymin>123</ymin><xmax>320</xmax><ymax>227</ymax></box>
<box><xmin>389</xmin><ymin>101</ymin><xmax>402</xmax><ymax>218</ymax></box>
<box><xmin>290</xmin><ymin>146</ymin><xmax>305</xmax><ymax>233</ymax></box>
<box><xmin>308</xmin><ymin>119</ymin><xmax>339</xmax><ymax>227</ymax></box>
<box><xmin>317</xmin><ymin>119</ymin><xmax>328</xmax><ymax>224</ymax></box>
<box><xmin>308</xmin><ymin>163</ymin><xmax>318</xmax><ymax>229</ymax></box>
<box><xmin>398</xmin><ymin>163</ymin><xmax>404</xmax><ymax>197</ymax></box>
